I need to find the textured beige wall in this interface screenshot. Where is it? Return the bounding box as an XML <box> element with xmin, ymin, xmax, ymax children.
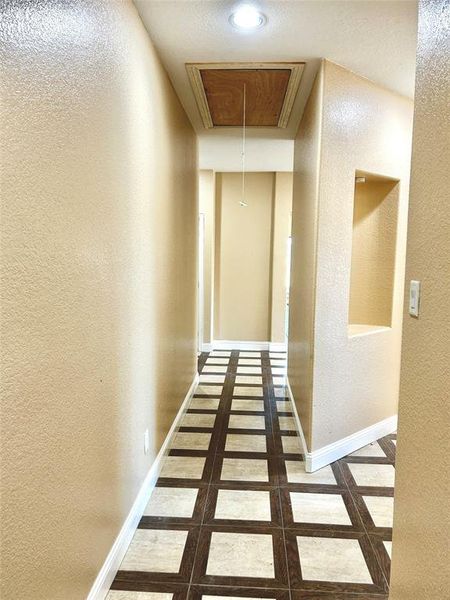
<box><xmin>0</xmin><ymin>2</ymin><xmax>197</xmax><ymax>599</ymax></box>
<box><xmin>215</xmin><ymin>172</ymin><xmax>274</xmax><ymax>341</ymax></box>
<box><xmin>312</xmin><ymin>61</ymin><xmax>413</xmax><ymax>450</ymax></box>
<box><xmin>199</xmin><ymin>170</ymin><xmax>215</xmax><ymax>345</ymax></box>
<box><xmin>349</xmin><ymin>179</ymin><xmax>399</xmax><ymax>327</ymax></box>
<box><xmin>214</xmin><ymin>172</ymin><xmax>292</xmax><ymax>342</ymax></box>
<box><xmin>289</xmin><ymin>61</ymin><xmax>413</xmax><ymax>452</ymax></box>
<box><xmin>390</xmin><ymin>1</ymin><xmax>450</xmax><ymax>598</ymax></box>
<box><xmin>288</xmin><ymin>69</ymin><xmax>323</xmax><ymax>449</ymax></box>
<box><xmin>270</xmin><ymin>172</ymin><xmax>293</xmax><ymax>343</ymax></box>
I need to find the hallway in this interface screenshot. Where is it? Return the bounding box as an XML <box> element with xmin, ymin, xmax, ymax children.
<box><xmin>109</xmin><ymin>350</ymin><xmax>396</xmax><ymax>599</ymax></box>
<box><xmin>2</xmin><ymin>1</ymin><xmax>448</xmax><ymax>598</ymax></box>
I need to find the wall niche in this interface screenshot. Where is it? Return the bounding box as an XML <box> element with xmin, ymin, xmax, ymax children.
<box><xmin>348</xmin><ymin>170</ymin><xmax>400</xmax><ymax>336</ymax></box>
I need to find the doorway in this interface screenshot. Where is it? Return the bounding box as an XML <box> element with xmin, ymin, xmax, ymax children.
<box><xmin>197</xmin><ymin>212</ymin><xmax>205</xmax><ymax>353</ymax></box>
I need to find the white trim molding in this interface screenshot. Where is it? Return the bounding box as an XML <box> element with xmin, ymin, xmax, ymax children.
<box><xmin>305</xmin><ymin>414</ymin><xmax>398</xmax><ymax>472</ymax></box>
<box><xmin>286</xmin><ymin>378</ymin><xmax>309</xmax><ymax>458</ymax></box>
<box><xmin>286</xmin><ymin>378</ymin><xmax>397</xmax><ymax>472</ymax></box>
<box><xmin>87</xmin><ymin>373</ymin><xmax>199</xmax><ymax>600</ymax></box>
<box><xmin>209</xmin><ymin>340</ymin><xmax>287</xmax><ymax>352</ymax></box>
<box><xmin>269</xmin><ymin>342</ymin><xmax>287</xmax><ymax>352</ymax></box>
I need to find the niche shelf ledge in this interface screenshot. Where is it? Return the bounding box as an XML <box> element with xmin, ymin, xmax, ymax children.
<box><xmin>348</xmin><ymin>324</ymin><xmax>391</xmax><ymax>338</ymax></box>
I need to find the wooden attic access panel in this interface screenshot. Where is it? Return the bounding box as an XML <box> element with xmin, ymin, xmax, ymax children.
<box><xmin>200</xmin><ymin>68</ymin><xmax>291</xmax><ymax>126</ymax></box>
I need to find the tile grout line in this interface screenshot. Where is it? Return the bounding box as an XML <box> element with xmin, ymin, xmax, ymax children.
<box><xmin>187</xmin><ymin>349</ymin><xmax>240</xmax><ymax>598</ymax></box>
<box><xmin>111</xmin><ymin>347</ymin><xmax>391</xmax><ymax>600</ymax></box>
<box><xmin>263</xmin><ymin>350</ymin><xmax>294</xmax><ymax>600</ymax></box>
<box><xmin>336</xmin><ymin>452</ymin><xmax>392</xmax><ymax>591</ymax></box>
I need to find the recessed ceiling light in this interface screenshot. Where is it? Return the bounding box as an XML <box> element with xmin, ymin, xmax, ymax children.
<box><xmin>229</xmin><ymin>4</ymin><xmax>267</xmax><ymax>31</ymax></box>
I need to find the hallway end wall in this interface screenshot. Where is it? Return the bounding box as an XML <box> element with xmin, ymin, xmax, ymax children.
<box><xmin>213</xmin><ymin>172</ymin><xmax>292</xmax><ymax>344</ymax></box>
<box><xmin>390</xmin><ymin>1</ymin><xmax>450</xmax><ymax>597</ymax></box>
<box><xmin>214</xmin><ymin>172</ymin><xmax>274</xmax><ymax>342</ymax></box>
<box><xmin>0</xmin><ymin>1</ymin><xmax>197</xmax><ymax>599</ymax></box>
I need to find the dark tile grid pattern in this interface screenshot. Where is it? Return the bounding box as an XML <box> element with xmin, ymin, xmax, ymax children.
<box><xmin>110</xmin><ymin>350</ymin><xmax>396</xmax><ymax>600</ymax></box>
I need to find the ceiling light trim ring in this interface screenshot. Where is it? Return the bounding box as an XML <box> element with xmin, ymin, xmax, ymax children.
<box><xmin>229</xmin><ymin>5</ymin><xmax>267</xmax><ymax>31</ymax></box>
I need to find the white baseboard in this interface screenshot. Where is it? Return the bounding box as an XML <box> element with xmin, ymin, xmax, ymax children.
<box><xmin>269</xmin><ymin>342</ymin><xmax>287</xmax><ymax>352</ymax></box>
<box><xmin>210</xmin><ymin>340</ymin><xmax>287</xmax><ymax>351</ymax></box>
<box><xmin>87</xmin><ymin>372</ymin><xmax>199</xmax><ymax>600</ymax></box>
<box><xmin>306</xmin><ymin>414</ymin><xmax>398</xmax><ymax>472</ymax></box>
<box><xmin>286</xmin><ymin>378</ymin><xmax>397</xmax><ymax>472</ymax></box>
<box><xmin>286</xmin><ymin>378</ymin><xmax>309</xmax><ymax>458</ymax></box>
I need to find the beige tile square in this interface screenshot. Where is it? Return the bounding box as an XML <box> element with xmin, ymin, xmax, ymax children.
<box><xmin>239</xmin><ymin>352</ymin><xmax>261</xmax><ymax>357</ymax></box>
<box><xmin>171</xmin><ymin>432</ymin><xmax>211</xmax><ymax>450</ymax></box>
<box><xmin>206</xmin><ymin>357</ymin><xmax>229</xmax><ymax>365</ymax></box>
<box><xmin>225</xmin><ymin>433</ymin><xmax>267</xmax><ymax>453</ymax></box>
<box><xmin>210</xmin><ymin>351</ymin><xmax>231</xmax><ymax>357</ymax></box>
<box><xmin>348</xmin><ymin>463</ymin><xmax>395</xmax><ymax>488</ymax></box>
<box><xmin>107</xmin><ymin>593</ymin><xmax>173</xmax><ymax>600</ymax></box>
<box><xmin>278</xmin><ymin>416</ymin><xmax>296</xmax><ymax>431</ymax></box>
<box><xmin>281</xmin><ymin>435</ymin><xmax>302</xmax><ymax>454</ymax></box>
<box><xmin>276</xmin><ymin>400</ymin><xmax>292</xmax><ymax>412</ymax></box>
<box><xmin>392</xmin><ymin>439</ymin><xmax>397</xmax><ymax>446</ymax></box>
<box><xmin>229</xmin><ymin>415</ymin><xmax>265</xmax><ymax>430</ymax></box>
<box><xmin>290</xmin><ymin>492</ymin><xmax>351</xmax><ymax>525</ymax></box>
<box><xmin>270</xmin><ymin>358</ymin><xmax>286</xmax><ymax>365</ymax></box>
<box><xmin>182</xmin><ymin>413</ymin><xmax>216</xmax><ymax>428</ymax></box>
<box><xmin>238</xmin><ymin>358</ymin><xmax>261</xmax><ymax>365</ymax></box>
<box><xmin>144</xmin><ymin>487</ymin><xmax>198</xmax><ymax>518</ymax></box>
<box><xmin>206</xmin><ymin>532</ymin><xmax>274</xmax><ymax>577</ymax></box>
<box><xmin>221</xmin><ymin>458</ymin><xmax>269</xmax><ymax>482</ymax></box>
<box><xmin>160</xmin><ymin>456</ymin><xmax>205</xmax><ymax>479</ymax></box>
<box><xmin>233</xmin><ymin>386</ymin><xmax>264</xmax><ymax>397</ymax></box>
<box><xmin>231</xmin><ymin>399</ymin><xmax>264</xmax><ymax>412</ymax></box>
<box><xmin>215</xmin><ymin>489</ymin><xmax>271</xmax><ymax>521</ymax></box>
<box><xmin>200</xmin><ymin>374</ymin><xmax>226</xmax><ymax>384</ymax></box>
<box><xmin>195</xmin><ymin>385</ymin><xmax>223</xmax><ymax>396</ymax></box>
<box><xmin>274</xmin><ymin>387</ymin><xmax>287</xmax><ymax>398</ymax></box>
<box><xmin>272</xmin><ymin>376</ymin><xmax>286</xmax><ymax>386</ymax></box>
<box><xmin>120</xmin><ymin>529</ymin><xmax>187</xmax><ymax>573</ymax></box>
<box><xmin>383</xmin><ymin>541</ymin><xmax>392</xmax><ymax>558</ymax></box>
<box><xmin>189</xmin><ymin>398</ymin><xmax>220</xmax><ymax>410</ymax></box>
<box><xmin>271</xmin><ymin>367</ymin><xmax>286</xmax><ymax>376</ymax></box>
<box><xmin>235</xmin><ymin>375</ymin><xmax>263</xmax><ymax>385</ymax></box>
<box><xmin>286</xmin><ymin>461</ymin><xmax>337</xmax><ymax>485</ymax></box>
<box><xmin>297</xmin><ymin>536</ymin><xmax>372</xmax><ymax>583</ymax></box>
<box><xmin>350</xmin><ymin>442</ymin><xmax>386</xmax><ymax>458</ymax></box>
<box><xmin>202</xmin><ymin>365</ymin><xmax>228</xmax><ymax>373</ymax></box>
<box><xmin>237</xmin><ymin>366</ymin><xmax>262</xmax><ymax>374</ymax></box>
<box><xmin>270</xmin><ymin>353</ymin><xmax>286</xmax><ymax>359</ymax></box>
<box><xmin>363</xmin><ymin>495</ymin><xmax>394</xmax><ymax>527</ymax></box>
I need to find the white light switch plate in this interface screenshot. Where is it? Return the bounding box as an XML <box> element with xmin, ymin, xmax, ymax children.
<box><xmin>409</xmin><ymin>280</ymin><xmax>421</xmax><ymax>317</ymax></box>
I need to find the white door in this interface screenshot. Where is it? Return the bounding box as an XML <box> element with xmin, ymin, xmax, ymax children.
<box><xmin>197</xmin><ymin>213</ymin><xmax>205</xmax><ymax>353</ymax></box>
<box><xmin>285</xmin><ymin>236</ymin><xmax>292</xmax><ymax>344</ymax></box>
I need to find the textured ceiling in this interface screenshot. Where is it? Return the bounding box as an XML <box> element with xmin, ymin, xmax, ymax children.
<box><xmin>135</xmin><ymin>0</ymin><xmax>418</xmax><ymax>140</ymax></box>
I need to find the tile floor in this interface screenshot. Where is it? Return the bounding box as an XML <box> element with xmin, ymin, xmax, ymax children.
<box><xmin>109</xmin><ymin>350</ymin><xmax>397</xmax><ymax>600</ymax></box>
